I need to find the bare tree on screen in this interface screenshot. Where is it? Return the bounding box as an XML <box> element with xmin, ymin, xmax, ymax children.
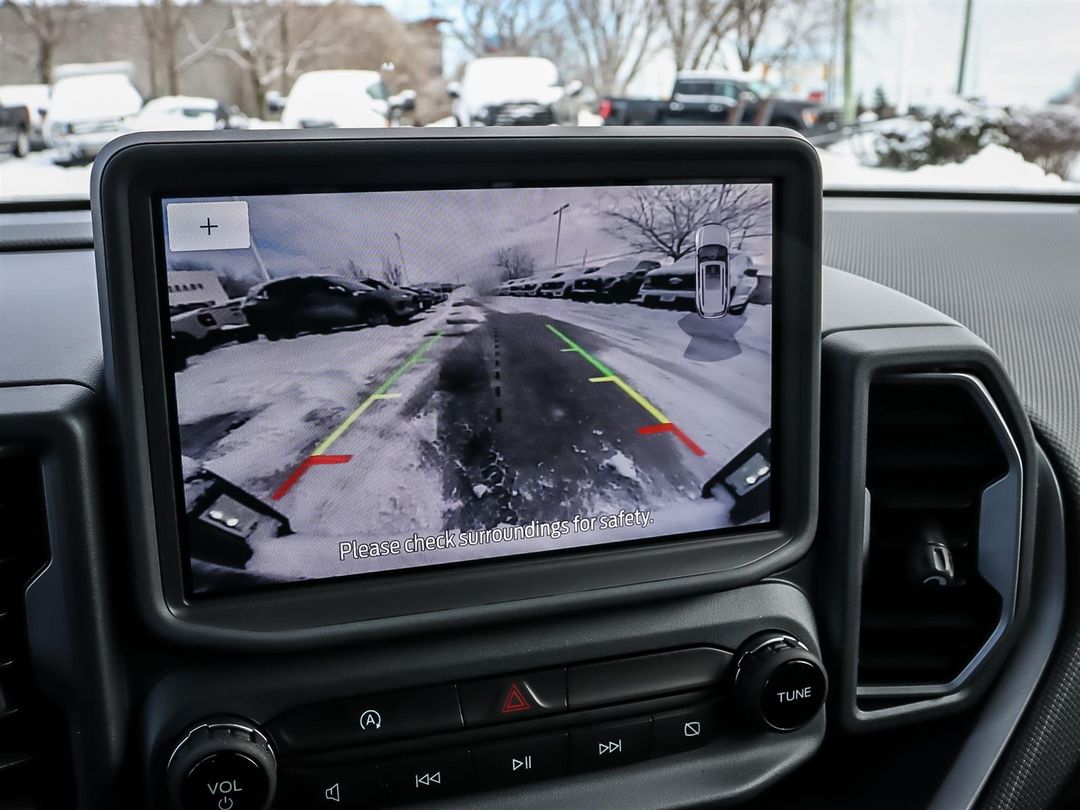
<box><xmin>493</xmin><ymin>245</ymin><xmax>537</xmax><ymax>280</ymax></box>
<box><xmin>603</xmin><ymin>184</ymin><xmax>771</xmax><ymax>259</ymax></box>
<box><xmin>380</xmin><ymin>256</ymin><xmax>405</xmax><ymax>286</ymax></box>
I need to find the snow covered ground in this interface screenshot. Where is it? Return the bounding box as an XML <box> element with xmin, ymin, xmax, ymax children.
<box><xmin>4</xmin><ymin>130</ymin><xmax>1077</xmax><ymax>200</ymax></box>
<box><xmin>178</xmin><ymin>291</ymin><xmax>772</xmax><ymax>590</ymax></box>
<box><xmin>0</xmin><ymin>150</ymin><xmax>92</xmax><ymax>200</ymax></box>
<box><xmin>820</xmin><ymin>135</ymin><xmax>1080</xmax><ymax>190</ymax></box>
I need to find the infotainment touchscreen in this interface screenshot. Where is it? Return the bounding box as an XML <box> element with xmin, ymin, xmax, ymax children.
<box><xmin>161</xmin><ymin>183</ymin><xmax>774</xmax><ymax>595</ymax></box>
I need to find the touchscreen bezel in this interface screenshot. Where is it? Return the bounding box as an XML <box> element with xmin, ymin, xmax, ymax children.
<box><xmin>93</xmin><ymin>128</ymin><xmax>820</xmax><ymax>649</ymax></box>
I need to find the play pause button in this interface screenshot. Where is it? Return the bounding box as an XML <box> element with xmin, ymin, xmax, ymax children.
<box><xmin>472</xmin><ymin>733</ymin><xmax>568</xmax><ymax>788</ymax></box>
<box><xmin>570</xmin><ymin>718</ymin><xmax>652</xmax><ymax>772</ymax></box>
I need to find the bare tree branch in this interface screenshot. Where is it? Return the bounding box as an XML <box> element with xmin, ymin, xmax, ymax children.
<box><xmin>603</xmin><ymin>184</ymin><xmax>772</xmax><ymax>259</ymax></box>
<box><xmin>2</xmin><ymin>0</ymin><xmax>80</xmax><ymax>83</ymax></box>
<box><xmin>560</xmin><ymin>0</ymin><xmax>659</xmax><ymax>95</ymax></box>
<box><xmin>493</xmin><ymin>245</ymin><xmax>537</xmax><ymax>280</ymax></box>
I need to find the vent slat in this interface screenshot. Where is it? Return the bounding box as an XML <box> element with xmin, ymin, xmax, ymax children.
<box><xmin>0</xmin><ymin>456</ymin><xmax>73</xmax><ymax>805</ymax></box>
<box><xmin>857</xmin><ymin>378</ymin><xmax>1007</xmax><ymax>695</ymax></box>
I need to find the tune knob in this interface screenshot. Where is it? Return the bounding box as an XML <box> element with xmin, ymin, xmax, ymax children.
<box><xmin>733</xmin><ymin>632</ymin><xmax>827</xmax><ymax>732</ymax></box>
<box><xmin>166</xmin><ymin>718</ymin><xmax>277</xmax><ymax>810</ymax></box>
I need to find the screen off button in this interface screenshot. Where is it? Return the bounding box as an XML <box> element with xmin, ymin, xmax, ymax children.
<box><xmin>167</xmin><ymin>201</ymin><xmax>250</xmax><ymax>252</ymax></box>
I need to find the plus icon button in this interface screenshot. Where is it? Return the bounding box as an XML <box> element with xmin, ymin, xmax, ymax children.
<box><xmin>200</xmin><ymin>217</ymin><xmax>219</xmax><ymax>236</ymax></box>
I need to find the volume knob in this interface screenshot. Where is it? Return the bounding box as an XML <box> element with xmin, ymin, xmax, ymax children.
<box><xmin>166</xmin><ymin>718</ymin><xmax>276</xmax><ymax>810</ymax></box>
<box><xmin>733</xmin><ymin>632</ymin><xmax>827</xmax><ymax>732</ymax></box>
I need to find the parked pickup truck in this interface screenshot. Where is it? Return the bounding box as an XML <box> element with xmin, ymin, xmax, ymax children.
<box><xmin>601</xmin><ymin>71</ymin><xmax>841</xmax><ymax>137</ymax></box>
<box><xmin>0</xmin><ymin>103</ymin><xmax>32</xmax><ymax>158</ymax></box>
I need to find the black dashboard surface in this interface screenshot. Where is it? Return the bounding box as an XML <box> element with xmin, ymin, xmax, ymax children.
<box><xmin>2</xmin><ymin>193</ymin><xmax>1079</xmax><ymax>808</ymax></box>
<box><xmin>821</xmin><ymin>196</ymin><xmax>1080</xmax><ymax>810</ymax></box>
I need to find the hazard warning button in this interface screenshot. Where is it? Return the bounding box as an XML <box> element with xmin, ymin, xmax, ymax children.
<box><xmin>459</xmin><ymin>669</ymin><xmax>567</xmax><ymax>727</ymax></box>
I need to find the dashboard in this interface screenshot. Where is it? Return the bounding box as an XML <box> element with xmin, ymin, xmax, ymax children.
<box><xmin>0</xmin><ymin>129</ymin><xmax>1077</xmax><ymax>810</ymax></box>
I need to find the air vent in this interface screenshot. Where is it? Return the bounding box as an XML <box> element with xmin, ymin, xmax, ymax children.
<box><xmin>0</xmin><ymin>455</ymin><xmax>73</xmax><ymax>808</ymax></box>
<box><xmin>856</xmin><ymin>373</ymin><xmax>1022</xmax><ymax>706</ymax></box>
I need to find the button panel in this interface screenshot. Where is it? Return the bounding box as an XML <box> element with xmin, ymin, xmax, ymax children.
<box><xmin>268</xmin><ymin>647</ymin><xmax>738</xmax><ymax>806</ymax></box>
<box><xmin>275</xmin><ymin>704</ymin><xmax>719</xmax><ymax>807</ymax></box>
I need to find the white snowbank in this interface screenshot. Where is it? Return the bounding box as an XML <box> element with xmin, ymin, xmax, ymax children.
<box><xmin>0</xmin><ymin>151</ymin><xmax>92</xmax><ymax>200</ymax></box>
<box><xmin>820</xmin><ymin>139</ymin><xmax>1078</xmax><ymax>190</ymax></box>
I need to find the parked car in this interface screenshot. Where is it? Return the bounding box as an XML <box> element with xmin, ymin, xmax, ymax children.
<box><xmin>271</xmin><ymin>70</ymin><xmax>415</xmax><ymax>129</ymax></box>
<box><xmin>0</xmin><ymin>84</ymin><xmax>49</xmax><ymax>150</ymax></box>
<box><xmin>515</xmin><ymin>278</ymin><xmax>542</xmax><ymax>296</ymax></box>
<box><xmin>450</xmin><ymin>57</ymin><xmax>583</xmax><ymax>127</ymax></box>
<box><xmin>638</xmin><ymin>251</ymin><xmax>758</xmax><ymax>313</ymax></box>
<box><xmin>568</xmin><ymin>258</ymin><xmax>661</xmax><ymax>302</ymax></box>
<box><xmin>242</xmin><ymin>275</ymin><xmax>420</xmax><ymax>339</ymax></box>
<box><xmin>537</xmin><ymin>269</ymin><xmax>583</xmax><ymax>298</ymax></box>
<box><xmin>637</xmin><ymin>256</ymin><xmax>696</xmax><ymax>308</ymax></box>
<box><xmin>400</xmin><ymin>285</ymin><xmax>440</xmax><ymax>310</ymax></box>
<box><xmin>126</xmin><ymin>96</ymin><xmax>245</xmax><ymax>133</ymax></box>
<box><xmin>503</xmin><ymin>278</ymin><xmax>534</xmax><ymax>296</ymax></box>
<box><xmin>45</xmin><ymin>68</ymin><xmax>143</xmax><ymax>164</ymax></box>
<box><xmin>357</xmin><ymin>277</ymin><xmax>430</xmax><ymax>311</ymax></box>
<box><xmin>601</xmin><ymin>71</ymin><xmax>841</xmax><ymax>136</ymax></box>
<box><xmin>170</xmin><ymin>299</ymin><xmax>250</xmax><ymax>364</ymax></box>
<box><xmin>563</xmin><ymin>266</ymin><xmax>605</xmax><ymax>300</ymax></box>
<box><xmin>0</xmin><ymin>103</ymin><xmax>32</xmax><ymax>158</ymax></box>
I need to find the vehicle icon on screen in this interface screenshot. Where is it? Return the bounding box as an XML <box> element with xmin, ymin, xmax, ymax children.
<box><xmin>695</xmin><ymin>223</ymin><xmax>731</xmax><ymax>319</ymax></box>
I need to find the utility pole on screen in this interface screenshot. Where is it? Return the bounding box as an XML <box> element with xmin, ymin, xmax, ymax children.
<box><xmin>394</xmin><ymin>231</ymin><xmax>409</xmax><ymax>283</ymax></box>
<box><xmin>552</xmin><ymin>203</ymin><xmax>570</xmax><ymax>267</ymax></box>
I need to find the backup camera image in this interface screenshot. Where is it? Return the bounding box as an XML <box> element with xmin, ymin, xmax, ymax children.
<box><xmin>161</xmin><ymin>183</ymin><xmax>774</xmax><ymax>595</ymax></box>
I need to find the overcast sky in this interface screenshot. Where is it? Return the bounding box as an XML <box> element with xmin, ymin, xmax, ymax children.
<box><xmin>163</xmin><ymin>184</ymin><xmax>772</xmax><ymax>289</ymax></box>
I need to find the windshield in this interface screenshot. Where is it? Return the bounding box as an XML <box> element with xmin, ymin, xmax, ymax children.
<box><xmin>0</xmin><ymin>1</ymin><xmax>1077</xmax><ymax>200</ymax></box>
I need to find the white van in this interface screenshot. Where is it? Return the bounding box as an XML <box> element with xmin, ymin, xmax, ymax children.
<box><xmin>45</xmin><ymin>69</ymin><xmax>142</xmax><ymax>164</ymax></box>
<box><xmin>274</xmin><ymin>71</ymin><xmax>415</xmax><ymax>130</ymax></box>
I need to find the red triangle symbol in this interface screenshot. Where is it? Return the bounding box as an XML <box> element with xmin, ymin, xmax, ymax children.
<box><xmin>500</xmin><ymin>682</ymin><xmax>532</xmax><ymax>714</ymax></box>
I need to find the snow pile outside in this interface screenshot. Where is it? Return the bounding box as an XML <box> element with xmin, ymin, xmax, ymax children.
<box><xmin>0</xmin><ymin>152</ymin><xmax>92</xmax><ymax>199</ymax></box>
<box><xmin>819</xmin><ymin>139</ymin><xmax>1078</xmax><ymax>190</ymax></box>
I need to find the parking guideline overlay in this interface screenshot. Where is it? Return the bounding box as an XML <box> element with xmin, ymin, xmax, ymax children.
<box><xmin>311</xmin><ymin>331</ymin><xmax>444</xmax><ymax>456</ymax></box>
<box><xmin>546</xmin><ymin>323</ymin><xmax>704</xmax><ymax>457</ymax></box>
<box><xmin>271</xmin><ymin>331</ymin><xmax>444</xmax><ymax>500</ymax></box>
